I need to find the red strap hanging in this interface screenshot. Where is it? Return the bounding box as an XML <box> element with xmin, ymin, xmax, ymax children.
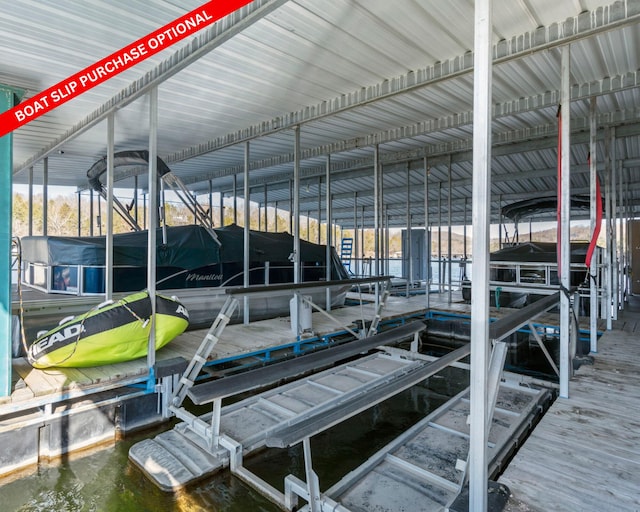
<box><xmin>556</xmin><ymin>106</ymin><xmax>562</xmax><ymax>274</ymax></box>
<box><xmin>585</xmin><ymin>154</ymin><xmax>602</xmax><ymax>268</ymax></box>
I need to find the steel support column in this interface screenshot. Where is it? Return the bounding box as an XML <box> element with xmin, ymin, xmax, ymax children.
<box><xmin>90</xmin><ymin>189</ymin><xmax>94</xmax><ymax>236</ymax></box>
<box><xmin>1</xmin><ymin>84</ymin><xmax>21</xmax><ymax>397</ymax></box>
<box><xmin>43</xmin><ymin>157</ymin><xmax>48</xmax><ymax>235</ymax></box>
<box><xmin>604</xmin><ymin>128</ymin><xmax>612</xmax><ymax>328</ymax></box>
<box><xmin>589</xmin><ymin>97</ymin><xmax>598</xmax><ymax>352</ymax></box>
<box><xmin>618</xmin><ymin>160</ymin><xmax>624</xmax><ymax>309</ymax></box>
<box><xmin>208</xmin><ymin>180</ymin><xmax>213</xmax><ymax>226</ymax></box>
<box><xmin>424</xmin><ymin>157</ymin><xmax>430</xmax><ymax>309</ymax></box>
<box><xmin>292</xmin><ymin>126</ymin><xmax>302</xmax><ymax>336</ymax></box>
<box><xmin>134</xmin><ymin>175</ymin><xmax>139</xmax><ymax>225</ymax></box>
<box><xmin>318</xmin><ymin>177</ymin><xmax>322</xmax><ymax>245</ymax></box>
<box><xmin>559</xmin><ymin>45</ymin><xmax>572</xmax><ymax>399</ymax></box>
<box><xmin>373</xmin><ymin>145</ymin><xmax>381</xmax><ymax>308</ymax></box>
<box><xmin>77</xmin><ymin>191</ymin><xmax>81</xmax><ymax>236</ymax></box>
<box><xmin>612</xmin><ymin>130</ymin><xmax>619</xmax><ymax>319</ymax></box>
<box><xmin>264</xmin><ymin>183</ymin><xmax>268</xmax><ymax>232</ymax></box>
<box><xmin>325</xmin><ymin>155</ymin><xmax>332</xmax><ymax>310</ymax></box>
<box><xmin>498</xmin><ymin>196</ymin><xmax>502</xmax><ymax>248</ymax></box>
<box><xmin>353</xmin><ymin>193</ymin><xmax>358</xmax><ymax>276</ymax></box>
<box><xmin>407</xmin><ymin>164</ymin><xmax>413</xmax><ymax>288</ymax></box>
<box><xmin>244</xmin><ymin>141</ymin><xmax>250</xmax><ymax>324</ymax></box>
<box><xmin>360</xmin><ymin>206</ymin><xmax>365</xmax><ymax>276</ymax></box>
<box><xmin>448</xmin><ymin>158</ymin><xmax>452</xmax><ymax>304</ymax></box>
<box><xmin>105</xmin><ymin>113</ymin><xmax>115</xmax><ymax>300</ymax></box>
<box><xmin>233</xmin><ymin>174</ymin><xmax>238</xmax><ymax>225</ymax></box>
<box><xmin>438</xmin><ymin>181</ymin><xmax>442</xmax><ymax>293</ymax></box>
<box><xmin>469</xmin><ymin>0</ymin><xmax>492</xmax><ymax>508</ymax></box>
<box><xmin>219</xmin><ymin>191</ymin><xmax>224</xmax><ymax>227</ymax></box>
<box><xmin>293</xmin><ymin>127</ymin><xmax>301</xmax><ymax>284</ymax></box>
<box><xmin>146</xmin><ymin>87</ymin><xmax>158</xmax><ymax>391</ymax></box>
<box><xmin>289</xmin><ymin>179</ymin><xmax>293</xmax><ymax>234</ymax></box>
<box><xmin>384</xmin><ymin>205</ymin><xmax>389</xmax><ymax>276</ymax></box>
<box><xmin>28</xmin><ymin>167</ymin><xmax>33</xmax><ymax>236</ymax></box>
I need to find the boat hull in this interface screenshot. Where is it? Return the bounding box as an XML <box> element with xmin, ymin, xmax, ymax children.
<box><xmin>174</xmin><ymin>283</ymin><xmax>350</xmax><ymax>328</ymax></box>
<box><xmin>28</xmin><ymin>291</ymin><xmax>189</xmax><ymax>368</ymax></box>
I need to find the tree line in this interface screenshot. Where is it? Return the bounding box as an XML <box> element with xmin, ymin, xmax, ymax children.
<box><xmin>14</xmin><ymin>192</ymin><xmax>601</xmax><ymax>257</ymax></box>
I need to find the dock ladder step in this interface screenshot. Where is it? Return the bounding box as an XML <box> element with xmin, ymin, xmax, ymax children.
<box><xmin>340</xmin><ymin>238</ymin><xmax>354</xmax><ymax>274</ymax></box>
<box><xmin>171</xmin><ymin>295</ymin><xmax>238</xmax><ymax>407</ymax></box>
<box><xmin>367</xmin><ymin>281</ymin><xmax>391</xmax><ymax>337</ymax></box>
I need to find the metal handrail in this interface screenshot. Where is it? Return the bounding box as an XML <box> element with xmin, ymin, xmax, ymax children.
<box><xmin>488</xmin><ymin>291</ymin><xmax>560</xmax><ymax>342</ymax></box>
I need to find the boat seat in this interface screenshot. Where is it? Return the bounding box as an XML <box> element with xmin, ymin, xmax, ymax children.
<box><xmin>186</xmin><ymin>320</ymin><xmax>426</xmax><ymax>406</ymax></box>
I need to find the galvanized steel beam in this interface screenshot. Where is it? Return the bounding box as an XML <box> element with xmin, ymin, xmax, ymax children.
<box><xmin>157</xmin><ymin>1</ymin><xmax>640</xmax><ymax>168</ymax></box>
<box><xmin>559</xmin><ymin>45</ymin><xmax>571</xmax><ymax>399</ymax></box>
<box><xmin>146</xmin><ymin>87</ymin><xmax>158</xmax><ymax>390</ymax></box>
<box><xmin>243</xmin><ymin>141</ymin><xmax>250</xmax><ymax>324</ymax></box>
<box><xmin>469</xmin><ymin>0</ymin><xmax>492</xmax><ymax>507</ymax></box>
<box><xmin>589</xmin><ymin>97</ymin><xmax>599</xmax><ymax>353</ymax></box>
<box><xmin>14</xmin><ymin>0</ymin><xmax>291</xmax><ymax>174</ymax></box>
<box><xmin>105</xmin><ymin>114</ymin><xmax>115</xmax><ymax>300</ymax></box>
<box><xmin>203</xmin><ymin>114</ymin><xmax>640</xmax><ymax>197</ymax></box>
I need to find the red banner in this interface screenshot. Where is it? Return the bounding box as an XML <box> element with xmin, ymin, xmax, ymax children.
<box><xmin>0</xmin><ymin>0</ymin><xmax>252</xmax><ymax>138</ymax></box>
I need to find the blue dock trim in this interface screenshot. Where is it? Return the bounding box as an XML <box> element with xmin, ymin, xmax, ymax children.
<box><xmin>197</xmin><ymin>307</ymin><xmax>600</xmax><ymax>377</ymax></box>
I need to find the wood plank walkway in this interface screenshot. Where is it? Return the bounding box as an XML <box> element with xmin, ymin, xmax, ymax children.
<box><xmin>3</xmin><ymin>288</ymin><xmax>598</xmax><ymax>412</ymax></box>
<box><xmin>1</xmin><ymin>292</ymin><xmax>439</xmax><ymax>410</ymax></box>
<box><xmin>499</xmin><ymin>312</ymin><xmax>640</xmax><ymax>512</ymax></box>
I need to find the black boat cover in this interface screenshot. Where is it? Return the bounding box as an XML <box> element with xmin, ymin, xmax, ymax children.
<box><xmin>20</xmin><ymin>224</ymin><xmax>345</xmax><ymax>274</ymax></box>
<box><xmin>490</xmin><ymin>241</ymin><xmax>591</xmax><ymax>263</ymax></box>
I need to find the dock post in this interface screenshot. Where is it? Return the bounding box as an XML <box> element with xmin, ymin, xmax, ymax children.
<box><xmin>146</xmin><ymin>86</ymin><xmax>158</xmax><ymax>392</ymax></box>
<box><xmin>302</xmin><ymin>437</ymin><xmax>321</xmax><ymax>512</ymax></box>
<box><xmin>0</xmin><ymin>84</ymin><xmax>22</xmax><ymax>398</ymax></box>
<box><xmin>469</xmin><ymin>0</ymin><xmax>492</xmax><ymax>509</ymax></box>
<box><xmin>589</xmin><ymin>96</ymin><xmax>598</xmax><ymax>353</ymax></box>
<box><xmin>559</xmin><ymin>45</ymin><xmax>572</xmax><ymax>399</ymax></box>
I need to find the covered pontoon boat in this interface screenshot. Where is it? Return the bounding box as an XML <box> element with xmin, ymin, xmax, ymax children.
<box><xmin>20</xmin><ymin>224</ymin><xmax>350</xmax><ymax>326</ymax></box>
<box><xmin>463</xmin><ymin>241</ymin><xmax>599</xmax><ymax>310</ymax></box>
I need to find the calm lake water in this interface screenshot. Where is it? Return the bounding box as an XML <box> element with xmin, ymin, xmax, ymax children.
<box><xmin>0</xmin><ymin>332</ymin><xmax>556</xmax><ymax>512</ymax></box>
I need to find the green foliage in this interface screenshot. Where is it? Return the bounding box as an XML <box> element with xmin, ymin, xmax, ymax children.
<box><xmin>11</xmin><ymin>192</ymin><xmax>606</xmax><ymax>254</ymax></box>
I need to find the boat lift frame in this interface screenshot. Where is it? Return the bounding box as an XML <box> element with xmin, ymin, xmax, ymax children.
<box><xmin>155</xmin><ymin>276</ymin><xmax>393</xmax><ymax>422</ymax></box>
<box><xmin>236</xmin><ymin>291</ymin><xmax>562</xmax><ymax>511</ymax></box>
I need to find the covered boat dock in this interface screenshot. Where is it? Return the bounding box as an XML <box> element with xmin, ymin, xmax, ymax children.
<box><xmin>2</xmin><ymin>1</ymin><xmax>640</xmax><ymax>511</ymax></box>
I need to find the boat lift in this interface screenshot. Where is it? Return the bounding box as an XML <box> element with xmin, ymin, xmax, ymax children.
<box><xmin>130</xmin><ymin>284</ymin><xmax>558</xmax><ymax>511</ymax></box>
<box><xmin>129</xmin><ymin>277</ymin><xmax>426</xmax><ymax>492</ymax></box>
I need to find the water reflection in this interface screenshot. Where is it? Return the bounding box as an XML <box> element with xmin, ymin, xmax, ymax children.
<box><xmin>0</xmin><ymin>333</ymin><xmax>555</xmax><ymax>512</ymax></box>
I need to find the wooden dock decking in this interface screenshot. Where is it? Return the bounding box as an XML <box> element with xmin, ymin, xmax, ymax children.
<box><xmin>3</xmin><ymin>292</ymin><xmax>442</xmax><ymax>410</ymax></box>
<box><xmin>5</xmin><ymin>286</ymin><xmax>640</xmax><ymax>510</ymax></box>
<box><xmin>500</xmin><ymin>308</ymin><xmax>640</xmax><ymax>512</ymax></box>
<box><xmin>3</xmin><ymin>288</ymin><xmax>597</xmax><ymax>412</ymax></box>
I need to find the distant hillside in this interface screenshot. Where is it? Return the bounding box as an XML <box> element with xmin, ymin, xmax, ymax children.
<box><xmin>382</xmin><ymin>225</ymin><xmax>603</xmax><ymax>258</ymax></box>
<box><xmin>490</xmin><ymin>225</ymin><xmax>605</xmax><ymax>252</ymax></box>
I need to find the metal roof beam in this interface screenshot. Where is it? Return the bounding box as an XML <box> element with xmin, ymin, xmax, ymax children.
<box><xmin>14</xmin><ymin>0</ymin><xmax>290</xmax><ymax>174</ymax></box>
<box><xmin>186</xmin><ymin>100</ymin><xmax>640</xmax><ymax>191</ymax></box>
<box><xmin>164</xmin><ymin>0</ymin><xmax>640</xmax><ymax>166</ymax></box>
<box><xmin>208</xmin><ymin>117</ymin><xmax>640</xmax><ymax>198</ymax></box>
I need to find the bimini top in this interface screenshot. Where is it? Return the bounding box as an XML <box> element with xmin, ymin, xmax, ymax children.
<box><xmin>86</xmin><ymin>149</ymin><xmax>172</xmax><ymax>193</ymax></box>
<box><xmin>501</xmin><ymin>196</ymin><xmax>595</xmax><ymax>223</ymax></box>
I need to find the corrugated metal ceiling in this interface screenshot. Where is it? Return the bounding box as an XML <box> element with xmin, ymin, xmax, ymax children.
<box><xmin>2</xmin><ymin>0</ymin><xmax>640</xmax><ymax>229</ymax></box>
